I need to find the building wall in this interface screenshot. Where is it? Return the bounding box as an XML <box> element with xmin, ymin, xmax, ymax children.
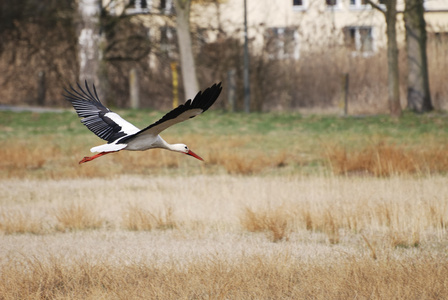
<box><xmin>189</xmin><ymin>0</ymin><xmax>448</xmax><ymax>57</ymax></box>
<box><xmin>104</xmin><ymin>0</ymin><xmax>448</xmax><ymax>58</ymax></box>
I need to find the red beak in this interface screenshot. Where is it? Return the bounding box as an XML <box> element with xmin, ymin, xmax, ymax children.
<box><xmin>187</xmin><ymin>149</ymin><xmax>203</xmax><ymax>161</ymax></box>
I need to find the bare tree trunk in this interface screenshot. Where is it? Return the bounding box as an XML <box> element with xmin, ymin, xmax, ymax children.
<box><xmin>77</xmin><ymin>0</ymin><xmax>107</xmax><ymax>103</ymax></box>
<box><xmin>173</xmin><ymin>0</ymin><xmax>199</xmax><ymax>100</ymax></box>
<box><xmin>367</xmin><ymin>0</ymin><xmax>402</xmax><ymax>117</ymax></box>
<box><xmin>404</xmin><ymin>0</ymin><xmax>433</xmax><ymax>113</ymax></box>
<box><xmin>385</xmin><ymin>0</ymin><xmax>401</xmax><ymax>117</ymax></box>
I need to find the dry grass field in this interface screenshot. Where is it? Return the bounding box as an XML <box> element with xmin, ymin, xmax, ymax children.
<box><xmin>1</xmin><ymin>176</ymin><xmax>448</xmax><ymax>299</ymax></box>
<box><xmin>1</xmin><ymin>110</ymin><xmax>448</xmax><ymax>299</ymax></box>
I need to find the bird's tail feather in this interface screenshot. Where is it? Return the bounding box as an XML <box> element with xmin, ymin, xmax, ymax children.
<box><xmin>90</xmin><ymin>143</ymin><xmax>127</xmax><ymax>153</ymax></box>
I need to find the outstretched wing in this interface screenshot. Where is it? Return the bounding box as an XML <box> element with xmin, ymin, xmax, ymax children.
<box><xmin>64</xmin><ymin>81</ymin><xmax>139</xmax><ymax>143</ymax></box>
<box><xmin>119</xmin><ymin>82</ymin><xmax>222</xmax><ymax>144</ymax></box>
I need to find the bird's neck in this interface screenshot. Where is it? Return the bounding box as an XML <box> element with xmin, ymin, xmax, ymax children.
<box><xmin>155</xmin><ymin>136</ymin><xmax>177</xmax><ymax>152</ymax></box>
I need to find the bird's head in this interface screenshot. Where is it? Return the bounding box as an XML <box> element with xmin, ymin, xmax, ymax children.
<box><xmin>173</xmin><ymin>144</ymin><xmax>203</xmax><ymax>161</ymax></box>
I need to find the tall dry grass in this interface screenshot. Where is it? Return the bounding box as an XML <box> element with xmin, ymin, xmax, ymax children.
<box><xmin>0</xmin><ymin>210</ymin><xmax>45</xmax><ymax>235</ymax></box>
<box><xmin>6</xmin><ymin>135</ymin><xmax>448</xmax><ymax>179</ymax></box>
<box><xmin>0</xmin><ymin>135</ymin><xmax>300</xmax><ymax>179</ymax></box>
<box><xmin>207</xmin><ymin>150</ymin><xmax>290</xmax><ymax>175</ymax></box>
<box><xmin>1</xmin><ymin>252</ymin><xmax>448</xmax><ymax>299</ymax></box>
<box><xmin>240</xmin><ymin>206</ymin><xmax>293</xmax><ymax>242</ymax></box>
<box><xmin>1</xmin><ymin>175</ymin><xmax>447</xmax><ymax>243</ymax></box>
<box><xmin>1</xmin><ymin>175</ymin><xmax>448</xmax><ymax>298</ymax></box>
<box><xmin>326</xmin><ymin>142</ymin><xmax>448</xmax><ymax>176</ymax></box>
<box><xmin>122</xmin><ymin>204</ymin><xmax>178</xmax><ymax>231</ymax></box>
<box><xmin>54</xmin><ymin>203</ymin><xmax>104</xmax><ymax>232</ymax></box>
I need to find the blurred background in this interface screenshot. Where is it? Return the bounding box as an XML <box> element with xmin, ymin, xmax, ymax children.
<box><xmin>0</xmin><ymin>0</ymin><xmax>447</xmax><ymax>115</ymax></box>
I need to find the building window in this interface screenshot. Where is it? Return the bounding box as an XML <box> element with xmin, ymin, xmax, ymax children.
<box><xmin>350</xmin><ymin>0</ymin><xmax>386</xmax><ymax>10</ymax></box>
<box><xmin>326</xmin><ymin>0</ymin><xmax>341</xmax><ymax>10</ymax></box>
<box><xmin>360</xmin><ymin>0</ymin><xmax>387</xmax><ymax>7</ymax></box>
<box><xmin>127</xmin><ymin>0</ymin><xmax>150</xmax><ymax>14</ymax></box>
<box><xmin>160</xmin><ymin>0</ymin><xmax>174</xmax><ymax>14</ymax></box>
<box><xmin>344</xmin><ymin>26</ymin><xmax>374</xmax><ymax>55</ymax></box>
<box><xmin>428</xmin><ymin>32</ymin><xmax>448</xmax><ymax>47</ymax></box>
<box><xmin>349</xmin><ymin>0</ymin><xmax>370</xmax><ymax>9</ymax></box>
<box><xmin>265</xmin><ymin>27</ymin><xmax>300</xmax><ymax>60</ymax></box>
<box><xmin>293</xmin><ymin>0</ymin><xmax>307</xmax><ymax>11</ymax></box>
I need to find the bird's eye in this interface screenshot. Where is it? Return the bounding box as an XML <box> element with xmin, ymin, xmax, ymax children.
<box><xmin>185</xmin><ymin>146</ymin><xmax>188</xmax><ymax>150</ymax></box>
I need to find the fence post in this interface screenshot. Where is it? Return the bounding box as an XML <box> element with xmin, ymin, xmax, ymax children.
<box><xmin>342</xmin><ymin>73</ymin><xmax>349</xmax><ymax>116</ymax></box>
<box><xmin>170</xmin><ymin>62</ymin><xmax>179</xmax><ymax>108</ymax></box>
<box><xmin>227</xmin><ymin>69</ymin><xmax>236</xmax><ymax>112</ymax></box>
<box><xmin>129</xmin><ymin>68</ymin><xmax>140</xmax><ymax>109</ymax></box>
<box><xmin>37</xmin><ymin>71</ymin><xmax>46</xmax><ymax>106</ymax></box>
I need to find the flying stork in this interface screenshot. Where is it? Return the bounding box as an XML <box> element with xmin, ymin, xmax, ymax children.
<box><xmin>64</xmin><ymin>81</ymin><xmax>222</xmax><ymax>164</ymax></box>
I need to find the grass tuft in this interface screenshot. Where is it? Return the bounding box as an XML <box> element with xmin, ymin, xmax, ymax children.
<box><xmin>0</xmin><ymin>210</ymin><xmax>44</xmax><ymax>235</ymax></box>
<box><xmin>122</xmin><ymin>204</ymin><xmax>178</xmax><ymax>231</ymax></box>
<box><xmin>240</xmin><ymin>206</ymin><xmax>292</xmax><ymax>242</ymax></box>
<box><xmin>299</xmin><ymin>207</ymin><xmax>341</xmax><ymax>244</ymax></box>
<box><xmin>0</xmin><ymin>142</ymin><xmax>60</xmax><ymax>177</ymax></box>
<box><xmin>326</xmin><ymin>142</ymin><xmax>448</xmax><ymax>177</ymax></box>
<box><xmin>54</xmin><ymin>203</ymin><xmax>104</xmax><ymax>232</ymax></box>
<box><xmin>389</xmin><ymin>230</ymin><xmax>421</xmax><ymax>249</ymax></box>
<box><xmin>207</xmin><ymin>150</ymin><xmax>291</xmax><ymax>175</ymax></box>
<box><xmin>322</xmin><ymin>210</ymin><xmax>341</xmax><ymax>244</ymax></box>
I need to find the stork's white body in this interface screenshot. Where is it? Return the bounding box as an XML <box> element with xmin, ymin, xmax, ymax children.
<box><xmin>91</xmin><ymin>135</ymin><xmax>174</xmax><ymax>153</ymax></box>
<box><xmin>65</xmin><ymin>82</ymin><xmax>222</xmax><ymax>164</ymax></box>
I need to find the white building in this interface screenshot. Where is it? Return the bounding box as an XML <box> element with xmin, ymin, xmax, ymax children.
<box><xmin>105</xmin><ymin>0</ymin><xmax>448</xmax><ymax>60</ymax></box>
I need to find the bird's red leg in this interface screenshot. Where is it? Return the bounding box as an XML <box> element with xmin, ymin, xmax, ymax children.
<box><xmin>79</xmin><ymin>151</ymin><xmax>114</xmax><ymax>164</ymax></box>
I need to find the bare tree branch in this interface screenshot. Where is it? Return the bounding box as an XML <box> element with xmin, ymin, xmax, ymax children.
<box><xmin>365</xmin><ymin>0</ymin><xmax>386</xmax><ymax>15</ymax></box>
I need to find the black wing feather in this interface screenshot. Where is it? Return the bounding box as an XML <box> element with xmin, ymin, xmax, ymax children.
<box><xmin>119</xmin><ymin>82</ymin><xmax>222</xmax><ymax>144</ymax></box>
<box><xmin>144</xmin><ymin>82</ymin><xmax>221</xmax><ymax>130</ymax></box>
<box><xmin>64</xmin><ymin>81</ymin><xmax>127</xmax><ymax>143</ymax></box>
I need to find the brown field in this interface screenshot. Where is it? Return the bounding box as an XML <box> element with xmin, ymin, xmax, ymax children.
<box><xmin>1</xmin><ymin>175</ymin><xmax>448</xmax><ymax>299</ymax></box>
<box><xmin>1</xmin><ymin>133</ymin><xmax>448</xmax><ymax>179</ymax></box>
<box><xmin>1</xmin><ymin>111</ymin><xmax>448</xmax><ymax>298</ymax></box>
